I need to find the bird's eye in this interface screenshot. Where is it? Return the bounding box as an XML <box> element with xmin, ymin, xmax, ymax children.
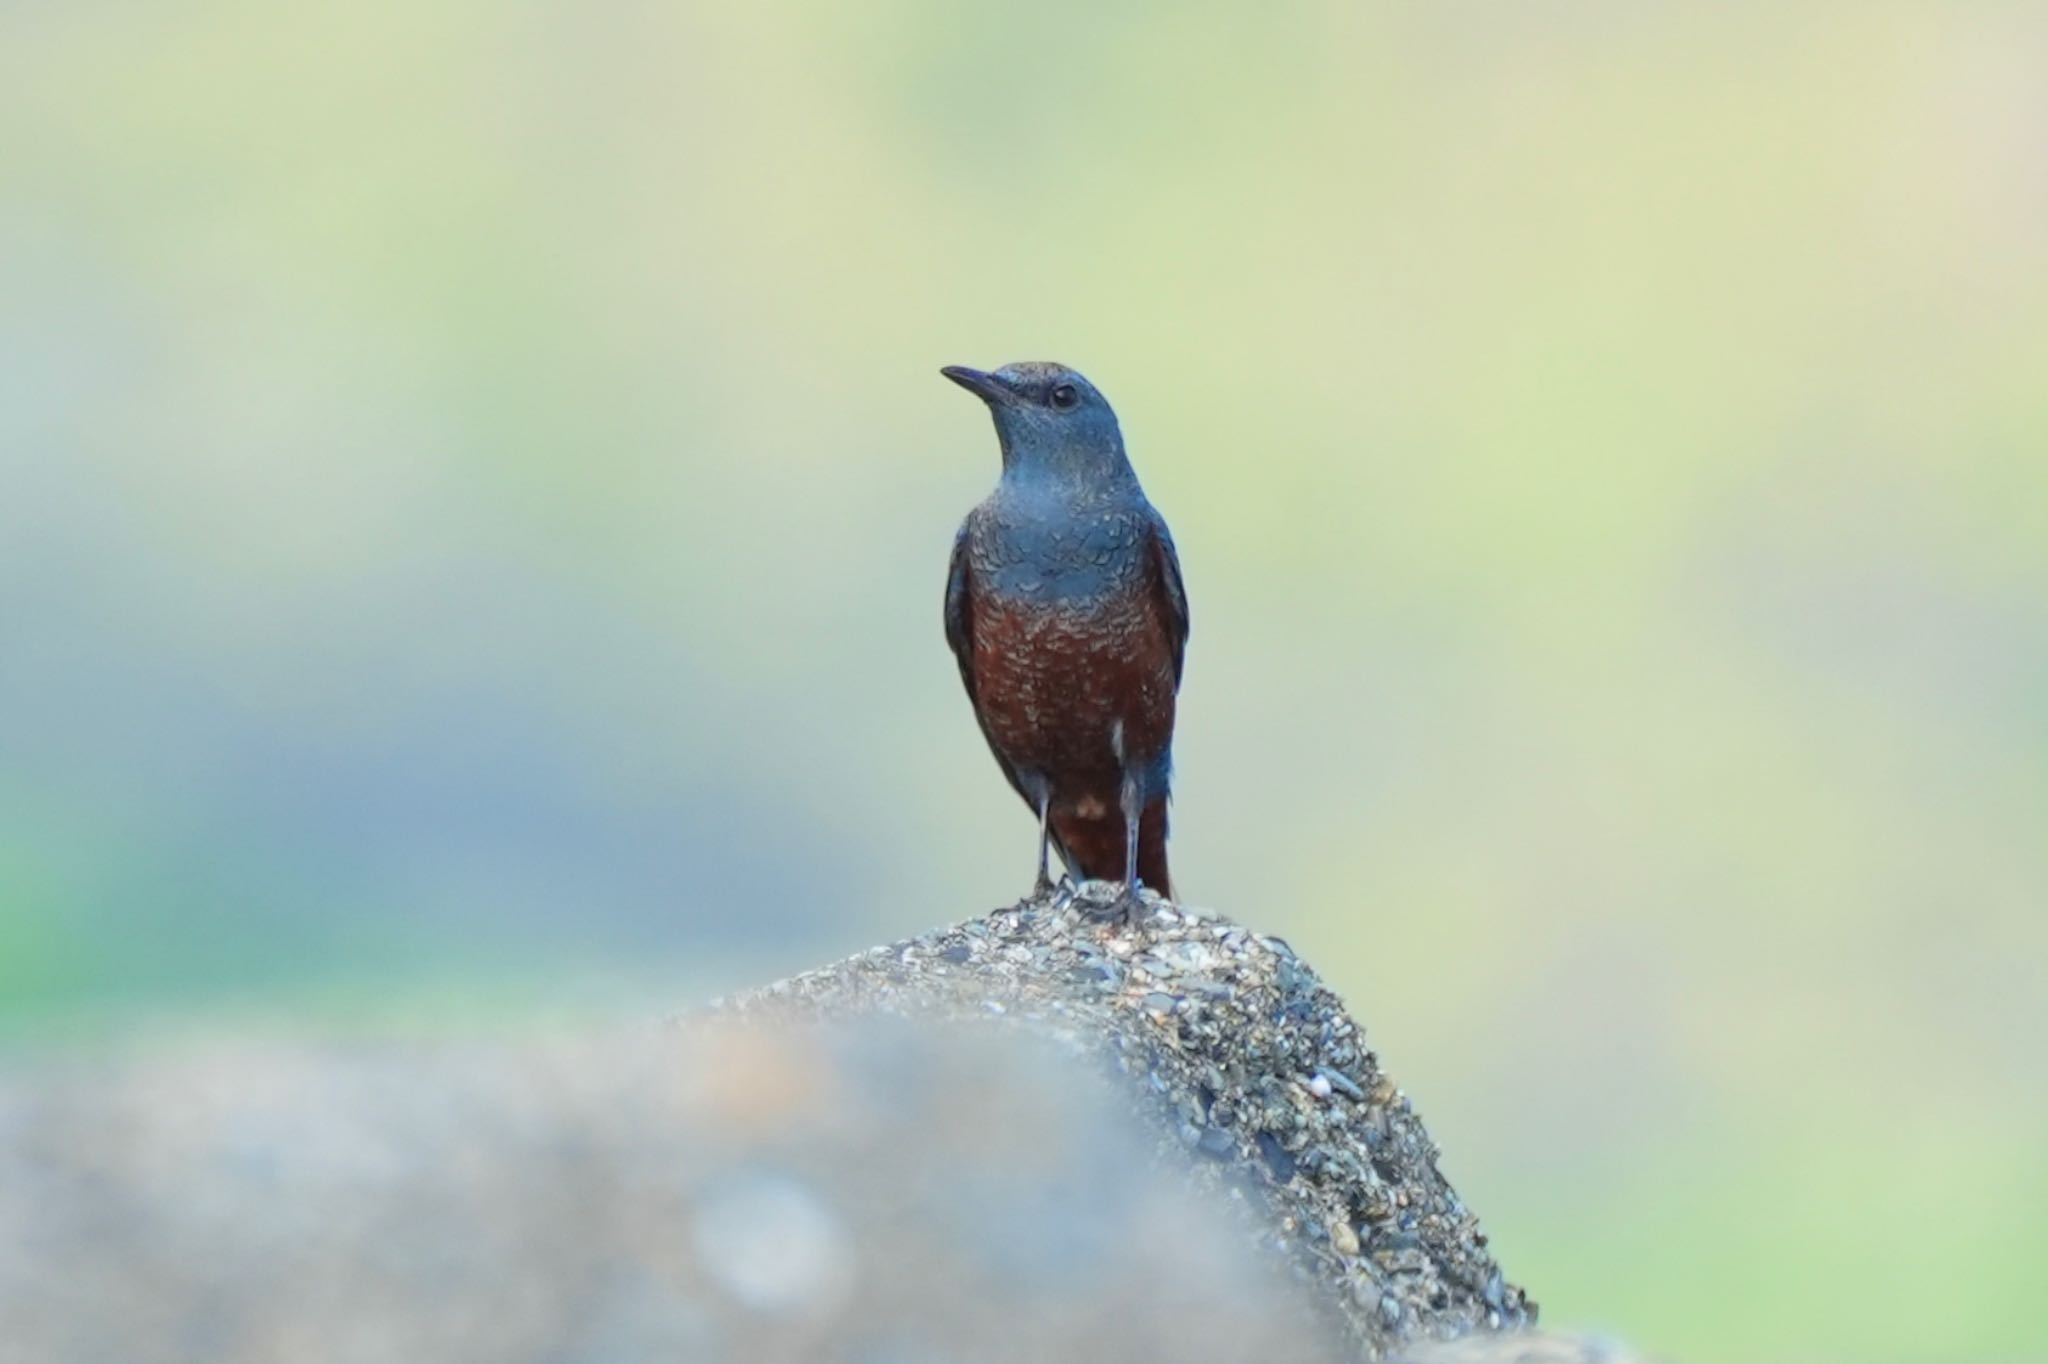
<box><xmin>1050</xmin><ymin>383</ymin><xmax>1079</xmax><ymax>410</ymax></box>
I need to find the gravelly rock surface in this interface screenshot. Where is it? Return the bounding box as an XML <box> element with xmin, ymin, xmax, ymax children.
<box><xmin>725</xmin><ymin>883</ymin><xmax>1537</xmax><ymax>1359</ymax></box>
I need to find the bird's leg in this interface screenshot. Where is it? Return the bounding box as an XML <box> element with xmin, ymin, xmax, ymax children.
<box><xmin>1032</xmin><ymin>787</ymin><xmax>1056</xmax><ymax>899</ymax></box>
<box><xmin>1019</xmin><ymin>777</ymin><xmax>1074</xmax><ymax>911</ymax></box>
<box><xmin>1110</xmin><ymin>770</ymin><xmax>1145</xmax><ymax>923</ymax></box>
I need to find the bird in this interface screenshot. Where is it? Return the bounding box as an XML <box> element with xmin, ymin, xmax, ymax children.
<box><xmin>940</xmin><ymin>361</ymin><xmax>1189</xmax><ymax>916</ymax></box>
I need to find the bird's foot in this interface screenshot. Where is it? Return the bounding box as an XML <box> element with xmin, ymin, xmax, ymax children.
<box><xmin>1068</xmin><ymin>879</ymin><xmax>1146</xmax><ymax>925</ymax></box>
<box><xmin>1107</xmin><ymin>882</ymin><xmax>1149</xmax><ymax>925</ymax></box>
<box><xmin>1020</xmin><ymin>873</ymin><xmax>1078</xmax><ymax>912</ymax></box>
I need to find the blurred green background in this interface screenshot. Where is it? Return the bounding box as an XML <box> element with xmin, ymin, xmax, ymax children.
<box><xmin>3</xmin><ymin>2</ymin><xmax>2044</xmax><ymax>1360</ymax></box>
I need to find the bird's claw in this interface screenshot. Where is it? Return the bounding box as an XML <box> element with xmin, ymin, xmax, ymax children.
<box><xmin>1106</xmin><ymin>883</ymin><xmax>1148</xmax><ymax>925</ymax></box>
<box><xmin>1022</xmin><ymin>873</ymin><xmax>1079</xmax><ymax>912</ymax></box>
<box><xmin>1065</xmin><ymin>880</ymin><xmax>1145</xmax><ymax>925</ymax></box>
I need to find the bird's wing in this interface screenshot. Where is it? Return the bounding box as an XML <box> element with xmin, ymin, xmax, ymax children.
<box><xmin>1148</xmin><ymin>514</ymin><xmax>1190</xmax><ymax>686</ymax></box>
<box><xmin>943</xmin><ymin>521</ymin><xmax>977</xmax><ymax>700</ymax></box>
<box><xmin>945</xmin><ymin>523</ymin><xmax>1033</xmax><ymax>807</ymax></box>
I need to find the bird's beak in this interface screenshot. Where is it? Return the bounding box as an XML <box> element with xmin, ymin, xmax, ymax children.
<box><xmin>940</xmin><ymin>365</ymin><xmax>1011</xmax><ymax>405</ymax></box>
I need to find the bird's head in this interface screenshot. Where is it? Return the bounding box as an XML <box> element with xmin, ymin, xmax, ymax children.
<box><xmin>941</xmin><ymin>361</ymin><xmax>1132</xmax><ymax>485</ymax></box>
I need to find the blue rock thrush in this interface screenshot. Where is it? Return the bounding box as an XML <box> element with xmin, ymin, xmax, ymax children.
<box><xmin>941</xmin><ymin>362</ymin><xmax>1190</xmax><ymax>914</ymax></box>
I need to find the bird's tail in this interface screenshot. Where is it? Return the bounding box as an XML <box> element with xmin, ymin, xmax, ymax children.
<box><xmin>1137</xmin><ymin>802</ymin><xmax>1173</xmax><ymax>900</ymax></box>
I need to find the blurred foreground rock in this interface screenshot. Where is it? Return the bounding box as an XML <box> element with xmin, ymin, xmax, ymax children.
<box><xmin>0</xmin><ymin>888</ymin><xmax>1618</xmax><ymax>1363</ymax></box>
<box><xmin>5</xmin><ymin>1022</ymin><xmax>1353</xmax><ymax>1363</ymax></box>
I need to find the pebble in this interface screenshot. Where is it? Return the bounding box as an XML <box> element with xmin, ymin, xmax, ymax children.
<box><xmin>1255</xmin><ymin>1131</ymin><xmax>1297</xmax><ymax>1183</ymax></box>
<box><xmin>1317</xmin><ymin>1068</ymin><xmax>1365</xmax><ymax>1101</ymax></box>
<box><xmin>1483</xmin><ymin>1267</ymin><xmax>1506</xmax><ymax>1310</ymax></box>
<box><xmin>1148</xmin><ymin>940</ymin><xmax>1215</xmax><ymax>973</ymax></box>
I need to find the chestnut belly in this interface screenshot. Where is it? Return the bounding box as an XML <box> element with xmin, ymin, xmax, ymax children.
<box><xmin>969</xmin><ymin>593</ymin><xmax>1177</xmax><ymax>807</ymax></box>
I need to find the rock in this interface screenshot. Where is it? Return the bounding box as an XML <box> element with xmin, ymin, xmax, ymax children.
<box><xmin>724</xmin><ymin>888</ymin><xmax>1536</xmax><ymax>1356</ymax></box>
<box><xmin>0</xmin><ymin>888</ymin><xmax>1555</xmax><ymax>1362</ymax></box>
